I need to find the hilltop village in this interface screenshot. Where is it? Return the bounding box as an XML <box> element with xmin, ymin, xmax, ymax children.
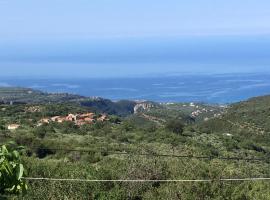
<box><xmin>39</xmin><ymin>112</ymin><xmax>109</xmax><ymax>126</ymax></box>
<box><xmin>7</xmin><ymin>112</ymin><xmax>109</xmax><ymax>130</ymax></box>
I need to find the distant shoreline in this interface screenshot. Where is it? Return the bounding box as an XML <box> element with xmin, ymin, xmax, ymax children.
<box><xmin>1</xmin><ymin>73</ymin><xmax>270</xmax><ymax>104</ymax></box>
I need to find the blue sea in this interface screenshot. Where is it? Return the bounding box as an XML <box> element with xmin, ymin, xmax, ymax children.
<box><xmin>1</xmin><ymin>73</ymin><xmax>270</xmax><ymax>104</ymax></box>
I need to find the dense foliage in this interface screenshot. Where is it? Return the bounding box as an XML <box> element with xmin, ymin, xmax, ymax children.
<box><xmin>1</xmin><ymin>88</ymin><xmax>270</xmax><ymax>199</ymax></box>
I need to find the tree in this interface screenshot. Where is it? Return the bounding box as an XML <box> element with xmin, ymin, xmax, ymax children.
<box><xmin>0</xmin><ymin>145</ymin><xmax>27</xmax><ymax>195</ymax></box>
<box><xmin>33</xmin><ymin>123</ymin><xmax>55</xmax><ymax>138</ymax></box>
<box><xmin>165</xmin><ymin>119</ymin><xmax>184</xmax><ymax>134</ymax></box>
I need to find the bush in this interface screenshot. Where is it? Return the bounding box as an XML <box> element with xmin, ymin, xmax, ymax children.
<box><xmin>121</xmin><ymin>121</ymin><xmax>135</xmax><ymax>132</ymax></box>
<box><xmin>35</xmin><ymin>145</ymin><xmax>56</xmax><ymax>159</ymax></box>
<box><xmin>165</xmin><ymin>119</ymin><xmax>184</xmax><ymax>134</ymax></box>
<box><xmin>33</xmin><ymin>124</ymin><xmax>55</xmax><ymax>138</ymax></box>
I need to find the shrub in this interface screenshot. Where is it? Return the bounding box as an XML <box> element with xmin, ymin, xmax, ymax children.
<box><xmin>165</xmin><ymin>119</ymin><xmax>184</xmax><ymax>134</ymax></box>
<box><xmin>35</xmin><ymin>145</ymin><xmax>56</xmax><ymax>159</ymax></box>
<box><xmin>33</xmin><ymin>124</ymin><xmax>55</xmax><ymax>138</ymax></box>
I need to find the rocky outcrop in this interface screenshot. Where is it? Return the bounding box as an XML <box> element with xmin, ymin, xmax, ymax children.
<box><xmin>134</xmin><ymin>102</ymin><xmax>155</xmax><ymax>114</ymax></box>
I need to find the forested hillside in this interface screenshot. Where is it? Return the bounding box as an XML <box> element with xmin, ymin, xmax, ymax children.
<box><xmin>0</xmin><ymin>87</ymin><xmax>139</xmax><ymax>116</ymax></box>
<box><xmin>1</xmin><ymin>88</ymin><xmax>270</xmax><ymax>199</ymax></box>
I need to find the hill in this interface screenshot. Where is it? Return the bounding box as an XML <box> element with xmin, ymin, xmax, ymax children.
<box><xmin>198</xmin><ymin>94</ymin><xmax>270</xmax><ymax>134</ymax></box>
<box><xmin>198</xmin><ymin>95</ymin><xmax>270</xmax><ymax>155</ymax></box>
<box><xmin>1</xmin><ymin>88</ymin><xmax>270</xmax><ymax>199</ymax></box>
<box><xmin>0</xmin><ymin>87</ymin><xmax>140</xmax><ymax>116</ymax></box>
<box><xmin>0</xmin><ymin>87</ymin><xmax>82</xmax><ymax>104</ymax></box>
<box><xmin>139</xmin><ymin>102</ymin><xmax>225</xmax><ymax>123</ymax></box>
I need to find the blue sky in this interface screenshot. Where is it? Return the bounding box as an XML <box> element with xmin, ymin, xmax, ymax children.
<box><xmin>0</xmin><ymin>0</ymin><xmax>270</xmax><ymax>77</ymax></box>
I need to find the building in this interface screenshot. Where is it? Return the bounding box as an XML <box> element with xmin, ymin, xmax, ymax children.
<box><xmin>37</xmin><ymin>112</ymin><xmax>108</xmax><ymax>127</ymax></box>
<box><xmin>39</xmin><ymin>118</ymin><xmax>50</xmax><ymax>124</ymax></box>
<box><xmin>66</xmin><ymin>114</ymin><xmax>77</xmax><ymax>122</ymax></box>
<box><xmin>98</xmin><ymin>114</ymin><xmax>108</xmax><ymax>122</ymax></box>
<box><xmin>8</xmin><ymin>124</ymin><xmax>20</xmax><ymax>130</ymax></box>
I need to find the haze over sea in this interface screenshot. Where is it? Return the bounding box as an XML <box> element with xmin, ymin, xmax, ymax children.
<box><xmin>1</xmin><ymin>0</ymin><xmax>270</xmax><ymax>104</ymax></box>
<box><xmin>1</xmin><ymin>73</ymin><xmax>270</xmax><ymax>104</ymax></box>
<box><xmin>1</xmin><ymin>36</ymin><xmax>270</xmax><ymax>104</ymax></box>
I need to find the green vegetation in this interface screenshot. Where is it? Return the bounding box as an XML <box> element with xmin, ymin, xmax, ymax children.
<box><xmin>165</xmin><ymin>119</ymin><xmax>184</xmax><ymax>134</ymax></box>
<box><xmin>0</xmin><ymin>87</ymin><xmax>82</xmax><ymax>104</ymax></box>
<box><xmin>1</xmin><ymin>87</ymin><xmax>270</xmax><ymax>199</ymax></box>
<box><xmin>0</xmin><ymin>87</ymin><xmax>137</xmax><ymax>116</ymax></box>
<box><xmin>0</xmin><ymin>144</ymin><xmax>27</xmax><ymax>195</ymax></box>
<box><xmin>80</xmin><ymin>99</ymin><xmax>136</xmax><ymax>116</ymax></box>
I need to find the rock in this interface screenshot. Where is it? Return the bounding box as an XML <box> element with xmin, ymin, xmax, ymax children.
<box><xmin>134</xmin><ymin>102</ymin><xmax>155</xmax><ymax>114</ymax></box>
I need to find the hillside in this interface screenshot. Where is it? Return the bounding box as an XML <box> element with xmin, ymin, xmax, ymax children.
<box><xmin>226</xmin><ymin>95</ymin><xmax>270</xmax><ymax>132</ymax></box>
<box><xmin>0</xmin><ymin>87</ymin><xmax>140</xmax><ymax>116</ymax></box>
<box><xmin>198</xmin><ymin>95</ymin><xmax>270</xmax><ymax>147</ymax></box>
<box><xmin>1</xmin><ymin>90</ymin><xmax>270</xmax><ymax>199</ymax></box>
<box><xmin>0</xmin><ymin>87</ymin><xmax>225</xmax><ymax>119</ymax></box>
<box><xmin>0</xmin><ymin>87</ymin><xmax>83</xmax><ymax>104</ymax></box>
<box><xmin>138</xmin><ymin>102</ymin><xmax>226</xmax><ymax>124</ymax></box>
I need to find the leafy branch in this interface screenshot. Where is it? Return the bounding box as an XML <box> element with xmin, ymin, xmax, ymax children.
<box><xmin>0</xmin><ymin>145</ymin><xmax>27</xmax><ymax>195</ymax></box>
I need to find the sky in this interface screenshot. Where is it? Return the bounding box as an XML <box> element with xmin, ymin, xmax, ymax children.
<box><xmin>0</xmin><ymin>0</ymin><xmax>270</xmax><ymax>77</ymax></box>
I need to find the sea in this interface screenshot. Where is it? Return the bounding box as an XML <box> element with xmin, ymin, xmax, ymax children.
<box><xmin>1</xmin><ymin>73</ymin><xmax>270</xmax><ymax>104</ymax></box>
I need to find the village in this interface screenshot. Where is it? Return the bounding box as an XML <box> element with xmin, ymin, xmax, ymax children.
<box><xmin>7</xmin><ymin>112</ymin><xmax>109</xmax><ymax>130</ymax></box>
<box><xmin>38</xmin><ymin>112</ymin><xmax>109</xmax><ymax>126</ymax></box>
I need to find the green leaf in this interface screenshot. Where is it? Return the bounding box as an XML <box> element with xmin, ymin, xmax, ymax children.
<box><xmin>12</xmin><ymin>151</ymin><xmax>19</xmax><ymax>159</ymax></box>
<box><xmin>1</xmin><ymin>145</ymin><xmax>8</xmax><ymax>154</ymax></box>
<box><xmin>0</xmin><ymin>144</ymin><xmax>27</xmax><ymax>195</ymax></box>
<box><xmin>16</xmin><ymin>164</ymin><xmax>24</xmax><ymax>180</ymax></box>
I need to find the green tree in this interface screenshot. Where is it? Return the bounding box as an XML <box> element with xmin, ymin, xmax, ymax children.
<box><xmin>165</xmin><ymin>119</ymin><xmax>184</xmax><ymax>134</ymax></box>
<box><xmin>33</xmin><ymin>124</ymin><xmax>55</xmax><ymax>138</ymax></box>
